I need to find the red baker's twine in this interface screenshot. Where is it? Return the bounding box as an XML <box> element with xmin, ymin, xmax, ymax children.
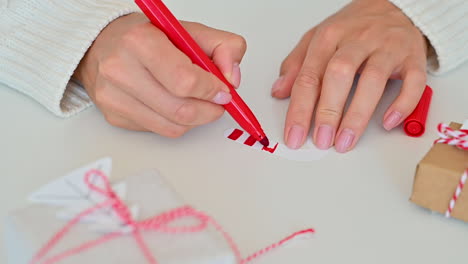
<box><xmin>31</xmin><ymin>169</ymin><xmax>314</xmax><ymax>264</ymax></box>
<box><xmin>445</xmin><ymin>169</ymin><xmax>468</xmax><ymax>218</ymax></box>
<box><xmin>434</xmin><ymin>123</ymin><xmax>468</xmax><ymax>218</ymax></box>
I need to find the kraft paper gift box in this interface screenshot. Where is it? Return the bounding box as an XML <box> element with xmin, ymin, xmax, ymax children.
<box><xmin>4</xmin><ymin>169</ymin><xmax>236</xmax><ymax>264</ymax></box>
<box><xmin>411</xmin><ymin>122</ymin><xmax>468</xmax><ymax>222</ymax></box>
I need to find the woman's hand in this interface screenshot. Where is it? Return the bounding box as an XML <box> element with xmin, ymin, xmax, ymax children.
<box><xmin>272</xmin><ymin>0</ymin><xmax>428</xmax><ymax>152</ymax></box>
<box><xmin>74</xmin><ymin>13</ymin><xmax>246</xmax><ymax>138</ymax></box>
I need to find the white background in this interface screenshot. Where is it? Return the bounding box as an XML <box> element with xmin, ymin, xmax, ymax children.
<box><xmin>1</xmin><ymin>0</ymin><xmax>468</xmax><ymax>263</ymax></box>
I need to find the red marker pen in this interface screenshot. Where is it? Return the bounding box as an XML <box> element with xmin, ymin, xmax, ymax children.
<box><xmin>135</xmin><ymin>0</ymin><xmax>270</xmax><ymax>146</ymax></box>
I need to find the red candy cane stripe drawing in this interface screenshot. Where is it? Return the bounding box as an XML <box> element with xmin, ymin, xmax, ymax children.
<box><xmin>227</xmin><ymin>129</ymin><xmax>279</xmax><ymax>153</ymax></box>
<box><xmin>224</xmin><ymin>128</ymin><xmax>328</xmax><ymax>161</ymax></box>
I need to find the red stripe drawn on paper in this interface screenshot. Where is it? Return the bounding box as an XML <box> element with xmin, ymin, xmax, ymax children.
<box><xmin>227</xmin><ymin>129</ymin><xmax>279</xmax><ymax>154</ymax></box>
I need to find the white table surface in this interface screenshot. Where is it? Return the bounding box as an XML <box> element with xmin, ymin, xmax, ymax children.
<box><xmin>1</xmin><ymin>0</ymin><xmax>468</xmax><ymax>263</ymax></box>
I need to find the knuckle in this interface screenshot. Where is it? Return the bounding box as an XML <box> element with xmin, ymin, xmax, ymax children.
<box><xmin>317</xmin><ymin>107</ymin><xmax>342</xmax><ymax>119</ymax></box>
<box><xmin>230</xmin><ymin>34</ymin><xmax>247</xmax><ymax>53</ymax></box>
<box><xmin>316</xmin><ymin>23</ymin><xmax>340</xmax><ymax>42</ymax></box>
<box><xmin>295</xmin><ymin>68</ymin><xmax>321</xmax><ymax>89</ymax></box>
<box><xmin>94</xmin><ymin>86</ymin><xmax>124</xmax><ymax>114</ymax></box>
<box><xmin>327</xmin><ymin>57</ymin><xmax>355</xmax><ymax>79</ymax></box>
<box><xmin>173</xmin><ymin>66</ymin><xmax>198</xmax><ymax>96</ymax></box>
<box><xmin>384</xmin><ymin>28</ymin><xmax>408</xmax><ymax>43</ymax></box>
<box><xmin>355</xmin><ymin>29</ymin><xmax>370</xmax><ymax>42</ymax></box>
<box><xmin>122</xmin><ymin>25</ymin><xmax>147</xmax><ymax>48</ymax></box>
<box><xmin>288</xmin><ymin>104</ymin><xmax>313</xmax><ymax>124</ymax></box>
<box><xmin>94</xmin><ymin>86</ymin><xmax>109</xmax><ymax>107</ymax></box>
<box><xmin>302</xmin><ymin>28</ymin><xmax>315</xmax><ymax>41</ymax></box>
<box><xmin>174</xmin><ymin>102</ymin><xmax>197</xmax><ymax>124</ymax></box>
<box><xmin>345</xmin><ymin>110</ymin><xmax>367</xmax><ymax>125</ymax></box>
<box><xmin>407</xmin><ymin>67</ymin><xmax>427</xmax><ymax>84</ymax></box>
<box><xmin>98</xmin><ymin>56</ymin><xmax>121</xmax><ymax>81</ymax></box>
<box><xmin>364</xmin><ymin>64</ymin><xmax>386</xmax><ymax>81</ymax></box>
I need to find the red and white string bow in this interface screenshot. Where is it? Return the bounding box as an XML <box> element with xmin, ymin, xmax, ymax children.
<box><xmin>434</xmin><ymin>123</ymin><xmax>468</xmax><ymax>218</ymax></box>
<box><xmin>435</xmin><ymin>123</ymin><xmax>468</xmax><ymax>150</ymax></box>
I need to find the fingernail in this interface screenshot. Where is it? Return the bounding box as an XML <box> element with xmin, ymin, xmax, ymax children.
<box><xmin>286</xmin><ymin>125</ymin><xmax>305</xmax><ymax>149</ymax></box>
<box><xmin>383</xmin><ymin>111</ymin><xmax>402</xmax><ymax>131</ymax></box>
<box><xmin>212</xmin><ymin>91</ymin><xmax>232</xmax><ymax>105</ymax></box>
<box><xmin>271</xmin><ymin>76</ymin><xmax>284</xmax><ymax>95</ymax></box>
<box><xmin>315</xmin><ymin>125</ymin><xmax>334</xmax><ymax>150</ymax></box>
<box><xmin>231</xmin><ymin>63</ymin><xmax>241</xmax><ymax>88</ymax></box>
<box><xmin>335</xmin><ymin>128</ymin><xmax>355</xmax><ymax>153</ymax></box>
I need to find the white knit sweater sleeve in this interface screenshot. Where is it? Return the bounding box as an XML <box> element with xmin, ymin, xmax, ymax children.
<box><xmin>388</xmin><ymin>0</ymin><xmax>468</xmax><ymax>75</ymax></box>
<box><xmin>0</xmin><ymin>0</ymin><xmax>140</xmax><ymax>117</ymax></box>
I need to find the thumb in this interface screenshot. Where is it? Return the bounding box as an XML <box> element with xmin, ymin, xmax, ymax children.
<box><xmin>182</xmin><ymin>21</ymin><xmax>247</xmax><ymax>88</ymax></box>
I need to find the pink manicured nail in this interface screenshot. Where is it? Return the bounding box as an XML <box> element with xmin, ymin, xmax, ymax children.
<box><xmin>315</xmin><ymin>125</ymin><xmax>334</xmax><ymax>150</ymax></box>
<box><xmin>271</xmin><ymin>76</ymin><xmax>284</xmax><ymax>95</ymax></box>
<box><xmin>287</xmin><ymin>125</ymin><xmax>305</xmax><ymax>149</ymax></box>
<box><xmin>231</xmin><ymin>63</ymin><xmax>241</xmax><ymax>88</ymax></box>
<box><xmin>383</xmin><ymin>111</ymin><xmax>402</xmax><ymax>131</ymax></box>
<box><xmin>212</xmin><ymin>91</ymin><xmax>232</xmax><ymax>105</ymax></box>
<box><xmin>335</xmin><ymin>128</ymin><xmax>355</xmax><ymax>153</ymax></box>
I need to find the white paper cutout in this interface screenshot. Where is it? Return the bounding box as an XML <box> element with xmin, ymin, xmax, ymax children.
<box><xmin>28</xmin><ymin>157</ymin><xmax>113</xmax><ymax>206</ymax></box>
<box><xmin>462</xmin><ymin>119</ymin><xmax>468</xmax><ymax>130</ymax></box>
<box><xmin>28</xmin><ymin>157</ymin><xmax>139</xmax><ymax>233</ymax></box>
<box><xmin>224</xmin><ymin>128</ymin><xmax>328</xmax><ymax>161</ymax></box>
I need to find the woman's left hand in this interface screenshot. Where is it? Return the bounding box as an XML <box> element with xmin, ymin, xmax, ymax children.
<box><xmin>272</xmin><ymin>0</ymin><xmax>428</xmax><ymax>153</ymax></box>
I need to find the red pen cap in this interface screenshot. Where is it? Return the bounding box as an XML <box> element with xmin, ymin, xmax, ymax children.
<box><xmin>403</xmin><ymin>85</ymin><xmax>433</xmax><ymax>137</ymax></box>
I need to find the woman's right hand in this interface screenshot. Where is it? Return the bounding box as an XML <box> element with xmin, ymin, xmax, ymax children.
<box><xmin>74</xmin><ymin>13</ymin><xmax>247</xmax><ymax>138</ymax></box>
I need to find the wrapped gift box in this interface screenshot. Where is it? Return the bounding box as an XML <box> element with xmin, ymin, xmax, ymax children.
<box><xmin>411</xmin><ymin>122</ymin><xmax>468</xmax><ymax>222</ymax></box>
<box><xmin>4</xmin><ymin>169</ymin><xmax>236</xmax><ymax>264</ymax></box>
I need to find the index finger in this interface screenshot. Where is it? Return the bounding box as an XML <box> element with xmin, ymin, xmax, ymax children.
<box><xmin>129</xmin><ymin>24</ymin><xmax>232</xmax><ymax>104</ymax></box>
<box><xmin>284</xmin><ymin>25</ymin><xmax>340</xmax><ymax>149</ymax></box>
<box><xmin>182</xmin><ymin>22</ymin><xmax>247</xmax><ymax>87</ymax></box>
